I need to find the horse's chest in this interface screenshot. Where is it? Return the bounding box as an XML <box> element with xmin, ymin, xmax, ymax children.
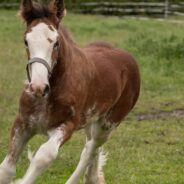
<box><xmin>27</xmin><ymin>102</ymin><xmax>48</xmax><ymax>132</ymax></box>
<box><xmin>26</xmin><ymin>101</ymin><xmax>74</xmax><ymax>132</ymax></box>
<box><xmin>27</xmin><ymin>113</ymin><xmax>45</xmax><ymax>134</ymax></box>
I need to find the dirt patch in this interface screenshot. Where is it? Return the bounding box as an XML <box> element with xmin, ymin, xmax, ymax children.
<box><xmin>136</xmin><ymin>109</ymin><xmax>184</xmax><ymax>121</ymax></box>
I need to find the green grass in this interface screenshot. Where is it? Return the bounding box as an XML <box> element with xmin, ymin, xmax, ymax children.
<box><xmin>0</xmin><ymin>10</ymin><xmax>184</xmax><ymax>184</ymax></box>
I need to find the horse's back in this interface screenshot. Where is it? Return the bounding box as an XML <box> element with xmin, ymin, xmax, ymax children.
<box><xmin>84</xmin><ymin>42</ymin><xmax>140</xmax><ymax>123</ymax></box>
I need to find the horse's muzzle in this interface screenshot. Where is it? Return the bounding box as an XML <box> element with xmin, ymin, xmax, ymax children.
<box><xmin>29</xmin><ymin>83</ymin><xmax>50</xmax><ymax>98</ymax></box>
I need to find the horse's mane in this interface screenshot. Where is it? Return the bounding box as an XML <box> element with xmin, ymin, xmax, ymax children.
<box><xmin>20</xmin><ymin>2</ymin><xmax>54</xmax><ymax>22</ymax></box>
<box><xmin>59</xmin><ymin>25</ymin><xmax>75</xmax><ymax>44</ymax></box>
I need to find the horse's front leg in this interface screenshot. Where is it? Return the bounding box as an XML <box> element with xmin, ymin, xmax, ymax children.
<box><xmin>16</xmin><ymin>121</ymin><xmax>74</xmax><ymax>184</ymax></box>
<box><xmin>0</xmin><ymin>116</ymin><xmax>32</xmax><ymax>184</ymax></box>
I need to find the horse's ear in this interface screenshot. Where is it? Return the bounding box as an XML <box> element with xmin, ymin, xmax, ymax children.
<box><xmin>20</xmin><ymin>0</ymin><xmax>34</xmax><ymax>22</ymax></box>
<box><xmin>49</xmin><ymin>0</ymin><xmax>66</xmax><ymax>20</ymax></box>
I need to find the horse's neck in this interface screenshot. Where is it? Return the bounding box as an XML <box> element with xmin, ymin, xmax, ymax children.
<box><xmin>50</xmin><ymin>33</ymin><xmax>83</xmax><ymax>86</ymax></box>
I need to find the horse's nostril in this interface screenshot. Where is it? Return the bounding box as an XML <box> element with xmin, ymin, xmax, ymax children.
<box><xmin>43</xmin><ymin>84</ymin><xmax>50</xmax><ymax>97</ymax></box>
<box><xmin>29</xmin><ymin>83</ymin><xmax>34</xmax><ymax>92</ymax></box>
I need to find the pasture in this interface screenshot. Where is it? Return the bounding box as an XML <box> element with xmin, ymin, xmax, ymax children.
<box><xmin>0</xmin><ymin>10</ymin><xmax>184</xmax><ymax>184</ymax></box>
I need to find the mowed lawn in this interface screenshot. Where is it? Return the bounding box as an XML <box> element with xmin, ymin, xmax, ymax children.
<box><xmin>0</xmin><ymin>10</ymin><xmax>184</xmax><ymax>184</ymax></box>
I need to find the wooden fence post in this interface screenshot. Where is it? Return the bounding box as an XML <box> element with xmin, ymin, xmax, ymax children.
<box><xmin>165</xmin><ymin>0</ymin><xmax>169</xmax><ymax>18</ymax></box>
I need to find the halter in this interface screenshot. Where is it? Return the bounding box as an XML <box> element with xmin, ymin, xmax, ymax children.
<box><xmin>26</xmin><ymin>57</ymin><xmax>53</xmax><ymax>82</ymax></box>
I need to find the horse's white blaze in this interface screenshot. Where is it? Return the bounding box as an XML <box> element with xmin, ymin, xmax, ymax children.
<box><xmin>26</xmin><ymin>23</ymin><xmax>58</xmax><ymax>84</ymax></box>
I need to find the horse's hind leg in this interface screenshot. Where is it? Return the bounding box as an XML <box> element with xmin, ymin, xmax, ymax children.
<box><xmin>83</xmin><ymin>125</ymin><xmax>106</xmax><ymax>184</ymax></box>
<box><xmin>0</xmin><ymin>117</ymin><xmax>32</xmax><ymax>184</ymax></box>
<box><xmin>66</xmin><ymin>119</ymin><xmax>112</xmax><ymax>184</ymax></box>
<box><xmin>84</xmin><ymin>148</ymin><xmax>106</xmax><ymax>184</ymax></box>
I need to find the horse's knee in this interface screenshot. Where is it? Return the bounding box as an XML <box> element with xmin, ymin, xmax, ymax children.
<box><xmin>32</xmin><ymin>143</ymin><xmax>58</xmax><ymax>169</ymax></box>
<box><xmin>90</xmin><ymin>121</ymin><xmax>112</xmax><ymax>147</ymax></box>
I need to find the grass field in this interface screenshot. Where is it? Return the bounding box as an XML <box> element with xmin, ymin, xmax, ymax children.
<box><xmin>0</xmin><ymin>10</ymin><xmax>184</xmax><ymax>184</ymax></box>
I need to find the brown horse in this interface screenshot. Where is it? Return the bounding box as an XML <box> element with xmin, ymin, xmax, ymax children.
<box><xmin>0</xmin><ymin>0</ymin><xmax>140</xmax><ymax>184</ymax></box>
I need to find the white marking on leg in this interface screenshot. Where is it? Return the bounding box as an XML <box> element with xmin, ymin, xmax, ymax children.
<box><xmin>66</xmin><ymin>120</ymin><xmax>111</xmax><ymax>184</ymax></box>
<box><xmin>66</xmin><ymin>140</ymin><xmax>97</xmax><ymax>184</ymax></box>
<box><xmin>16</xmin><ymin>127</ymin><xmax>65</xmax><ymax>184</ymax></box>
<box><xmin>84</xmin><ymin>147</ymin><xmax>108</xmax><ymax>184</ymax></box>
<box><xmin>0</xmin><ymin>127</ymin><xmax>29</xmax><ymax>184</ymax></box>
<box><xmin>84</xmin><ymin>149</ymin><xmax>100</xmax><ymax>184</ymax></box>
<box><xmin>97</xmin><ymin>149</ymin><xmax>108</xmax><ymax>184</ymax></box>
<box><xmin>0</xmin><ymin>156</ymin><xmax>16</xmax><ymax>184</ymax></box>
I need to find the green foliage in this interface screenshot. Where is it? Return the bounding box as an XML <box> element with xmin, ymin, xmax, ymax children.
<box><xmin>0</xmin><ymin>10</ymin><xmax>183</xmax><ymax>184</ymax></box>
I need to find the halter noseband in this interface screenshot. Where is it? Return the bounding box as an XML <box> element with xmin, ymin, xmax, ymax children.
<box><xmin>26</xmin><ymin>58</ymin><xmax>52</xmax><ymax>82</ymax></box>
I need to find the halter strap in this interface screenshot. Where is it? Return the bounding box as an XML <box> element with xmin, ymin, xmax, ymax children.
<box><xmin>26</xmin><ymin>58</ymin><xmax>52</xmax><ymax>82</ymax></box>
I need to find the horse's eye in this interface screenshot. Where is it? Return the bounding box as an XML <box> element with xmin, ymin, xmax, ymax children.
<box><xmin>24</xmin><ymin>39</ymin><xmax>28</xmax><ymax>48</ymax></box>
<box><xmin>53</xmin><ymin>41</ymin><xmax>59</xmax><ymax>49</ymax></box>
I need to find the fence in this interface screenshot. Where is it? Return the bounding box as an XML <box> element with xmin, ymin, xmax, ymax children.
<box><xmin>71</xmin><ymin>1</ymin><xmax>184</xmax><ymax>17</ymax></box>
<box><xmin>0</xmin><ymin>1</ymin><xmax>184</xmax><ymax>17</ymax></box>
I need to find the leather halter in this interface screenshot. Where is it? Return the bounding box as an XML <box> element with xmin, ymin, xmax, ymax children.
<box><xmin>26</xmin><ymin>58</ymin><xmax>53</xmax><ymax>82</ymax></box>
